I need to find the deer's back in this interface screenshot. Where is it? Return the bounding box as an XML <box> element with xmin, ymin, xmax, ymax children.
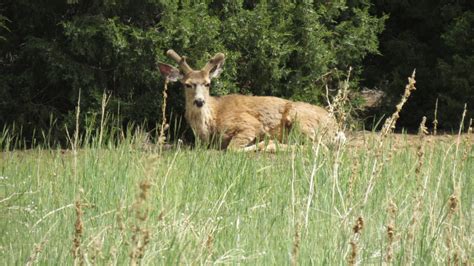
<box><xmin>212</xmin><ymin>94</ymin><xmax>334</xmax><ymax>141</ymax></box>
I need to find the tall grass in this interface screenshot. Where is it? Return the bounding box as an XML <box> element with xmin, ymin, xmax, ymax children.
<box><xmin>1</xmin><ymin>127</ymin><xmax>472</xmax><ymax>264</ymax></box>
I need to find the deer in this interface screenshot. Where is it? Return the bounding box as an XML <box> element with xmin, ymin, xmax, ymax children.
<box><xmin>158</xmin><ymin>49</ymin><xmax>337</xmax><ymax>151</ymax></box>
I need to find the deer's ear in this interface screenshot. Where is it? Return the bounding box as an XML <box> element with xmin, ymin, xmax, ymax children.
<box><xmin>158</xmin><ymin>63</ymin><xmax>183</xmax><ymax>82</ymax></box>
<box><xmin>209</xmin><ymin>61</ymin><xmax>224</xmax><ymax>79</ymax></box>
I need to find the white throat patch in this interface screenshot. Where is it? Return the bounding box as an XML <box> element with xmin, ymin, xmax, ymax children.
<box><xmin>185</xmin><ymin>102</ymin><xmax>215</xmax><ymax>142</ymax></box>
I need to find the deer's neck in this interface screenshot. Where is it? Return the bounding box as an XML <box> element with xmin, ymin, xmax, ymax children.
<box><xmin>185</xmin><ymin>97</ymin><xmax>216</xmax><ymax>142</ymax></box>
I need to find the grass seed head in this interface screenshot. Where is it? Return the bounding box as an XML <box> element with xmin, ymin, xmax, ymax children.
<box><xmin>448</xmin><ymin>195</ymin><xmax>458</xmax><ymax>213</ymax></box>
<box><xmin>130</xmin><ymin>180</ymin><xmax>152</xmax><ymax>265</ymax></box>
<box><xmin>291</xmin><ymin>221</ymin><xmax>301</xmax><ymax>266</ymax></box>
<box><xmin>353</xmin><ymin>216</ymin><xmax>364</xmax><ymax>234</ymax></box>
<box><xmin>468</xmin><ymin>118</ymin><xmax>473</xmax><ymax>134</ymax></box>
<box><xmin>445</xmin><ymin>194</ymin><xmax>460</xmax><ymax>265</ymax></box>
<box><xmin>72</xmin><ymin>193</ymin><xmax>85</xmax><ymax>265</ymax></box>
<box><xmin>26</xmin><ymin>240</ymin><xmax>47</xmax><ymax>266</ymax></box>
<box><xmin>206</xmin><ymin>233</ymin><xmax>214</xmax><ymax>257</ymax></box>
<box><xmin>385</xmin><ymin>200</ymin><xmax>398</xmax><ymax>263</ymax></box>
<box><xmin>433</xmin><ymin>98</ymin><xmax>439</xmax><ymax>135</ymax></box>
<box><xmin>348</xmin><ymin>216</ymin><xmax>364</xmax><ymax>266</ymax></box>
<box><xmin>158</xmin><ymin>78</ymin><xmax>169</xmax><ymax>152</ymax></box>
<box><xmin>418</xmin><ymin>116</ymin><xmax>428</xmax><ymax>136</ymax></box>
<box><xmin>139</xmin><ymin>180</ymin><xmax>151</xmax><ymax>202</ymax></box>
<box><xmin>381</xmin><ymin>70</ymin><xmax>416</xmax><ymax>137</ymax></box>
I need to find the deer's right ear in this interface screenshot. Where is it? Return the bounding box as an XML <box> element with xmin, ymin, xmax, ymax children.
<box><xmin>158</xmin><ymin>63</ymin><xmax>183</xmax><ymax>82</ymax></box>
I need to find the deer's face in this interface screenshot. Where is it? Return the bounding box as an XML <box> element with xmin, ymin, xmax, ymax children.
<box><xmin>158</xmin><ymin>50</ymin><xmax>224</xmax><ymax>109</ymax></box>
<box><xmin>181</xmin><ymin>71</ymin><xmax>211</xmax><ymax>108</ymax></box>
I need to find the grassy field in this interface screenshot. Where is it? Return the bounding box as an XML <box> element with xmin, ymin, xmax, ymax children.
<box><xmin>1</xmin><ymin>128</ymin><xmax>472</xmax><ymax>265</ymax></box>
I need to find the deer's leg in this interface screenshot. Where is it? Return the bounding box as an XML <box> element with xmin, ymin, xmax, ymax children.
<box><xmin>257</xmin><ymin>140</ymin><xmax>289</xmax><ymax>153</ymax></box>
<box><xmin>239</xmin><ymin>140</ymin><xmax>293</xmax><ymax>153</ymax></box>
<box><xmin>223</xmin><ymin>114</ymin><xmax>262</xmax><ymax>151</ymax></box>
<box><xmin>227</xmin><ymin>129</ymin><xmax>258</xmax><ymax>151</ymax></box>
<box><xmin>224</xmin><ymin>114</ymin><xmax>293</xmax><ymax>152</ymax></box>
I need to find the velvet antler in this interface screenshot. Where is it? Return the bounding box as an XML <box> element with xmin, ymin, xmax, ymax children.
<box><xmin>202</xmin><ymin>53</ymin><xmax>225</xmax><ymax>73</ymax></box>
<box><xmin>166</xmin><ymin>49</ymin><xmax>193</xmax><ymax>74</ymax></box>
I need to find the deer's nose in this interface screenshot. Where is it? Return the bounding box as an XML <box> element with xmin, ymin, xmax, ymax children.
<box><xmin>194</xmin><ymin>99</ymin><xmax>205</xmax><ymax>108</ymax></box>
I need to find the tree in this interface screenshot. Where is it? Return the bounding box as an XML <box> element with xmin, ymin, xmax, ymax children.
<box><xmin>0</xmin><ymin>0</ymin><xmax>385</xmax><ymax>143</ymax></box>
<box><xmin>362</xmin><ymin>0</ymin><xmax>474</xmax><ymax>130</ymax></box>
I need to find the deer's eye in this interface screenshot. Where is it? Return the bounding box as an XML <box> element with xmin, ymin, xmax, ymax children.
<box><xmin>185</xmin><ymin>84</ymin><xmax>193</xmax><ymax>89</ymax></box>
<box><xmin>204</xmin><ymin>83</ymin><xmax>210</xmax><ymax>87</ymax></box>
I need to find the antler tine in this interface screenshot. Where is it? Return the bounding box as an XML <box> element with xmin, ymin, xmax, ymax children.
<box><xmin>202</xmin><ymin>53</ymin><xmax>225</xmax><ymax>73</ymax></box>
<box><xmin>166</xmin><ymin>49</ymin><xmax>193</xmax><ymax>74</ymax></box>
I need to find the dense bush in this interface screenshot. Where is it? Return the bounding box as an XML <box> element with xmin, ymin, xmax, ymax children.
<box><xmin>0</xmin><ymin>1</ymin><xmax>385</xmax><ymax>143</ymax></box>
<box><xmin>363</xmin><ymin>0</ymin><xmax>474</xmax><ymax>130</ymax></box>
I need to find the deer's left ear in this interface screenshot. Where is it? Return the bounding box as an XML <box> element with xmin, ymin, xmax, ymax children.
<box><xmin>209</xmin><ymin>61</ymin><xmax>224</xmax><ymax>79</ymax></box>
<box><xmin>158</xmin><ymin>63</ymin><xmax>183</xmax><ymax>82</ymax></box>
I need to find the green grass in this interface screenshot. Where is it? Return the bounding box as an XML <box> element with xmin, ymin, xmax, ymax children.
<box><xmin>1</xmin><ymin>131</ymin><xmax>472</xmax><ymax>265</ymax></box>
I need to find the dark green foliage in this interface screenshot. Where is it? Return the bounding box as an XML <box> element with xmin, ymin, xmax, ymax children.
<box><xmin>0</xmin><ymin>0</ymin><xmax>385</xmax><ymax>143</ymax></box>
<box><xmin>363</xmin><ymin>0</ymin><xmax>474</xmax><ymax>130</ymax></box>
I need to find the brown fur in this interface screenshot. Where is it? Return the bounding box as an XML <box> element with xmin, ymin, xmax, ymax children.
<box><xmin>159</xmin><ymin>50</ymin><xmax>336</xmax><ymax>150</ymax></box>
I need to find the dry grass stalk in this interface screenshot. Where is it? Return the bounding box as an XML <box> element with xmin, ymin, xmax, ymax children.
<box><xmin>454</xmin><ymin>104</ymin><xmax>468</xmax><ymax>164</ymax></box>
<box><xmin>291</xmin><ymin>221</ymin><xmax>301</xmax><ymax>266</ymax></box>
<box><xmin>457</xmin><ymin>104</ymin><xmax>467</xmax><ymax>135</ymax></box>
<box><xmin>331</xmin><ymin>134</ymin><xmax>347</xmax><ymax>207</ymax></box>
<box><xmin>432</xmin><ymin>98</ymin><xmax>439</xmax><ymax>135</ymax></box>
<box><xmin>158</xmin><ymin>78</ymin><xmax>170</xmax><ymax>153</ymax></box>
<box><xmin>72</xmin><ymin>189</ymin><xmax>85</xmax><ymax>266</ymax></box>
<box><xmin>346</xmin><ymin>152</ymin><xmax>359</xmax><ymax>205</ymax></box>
<box><xmin>99</xmin><ymin>90</ymin><xmax>112</xmax><ymax>147</ymax></box>
<box><xmin>416</xmin><ymin>116</ymin><xmax>428</xmax><ymax>175</ymax></box>
<box><xmin>26</xmin><ymin>221</ymin><xmax>58</xmax><ymax>265</ymax></box>
<box><xmin>468</xmin><ymin>118</ymin><xmax>473</xmax><ymax>134</ymax></box>
<box><xmin>461</xmin><ymin>118</ymin><xmax>473</xmax><ymax>164</ymax></box>
<box><xmin>130</xmin><ymin>180</ymin><xmax>152</xmax><ymax>266</ymax></box>
<box><xmin>445</xmin><ymin>194</ymin><xmax>459</xmax><ymax>265</ymax></box>
<box><xmin>85</xmin><ymin>229</ymin><xmax>108</xmax><ymax>265</ymax></box>
<box><xmin>325</xmin><ymin>69</ymin><xmax>353</xmax><ymax>207</ymax></box>
<box><xmin>305</xmin><ymin>137</ymin><xmax>322</xmax><ymax>229</ymax></box>
<box><xmin>348</xmin><ymin>216</ymin><xmax>364</xmax><ymax>266</ymax></box>
<box><xmin>205</xmin><ymin>232</ymin><xmax>214</xmax><ymax>261</ymax></box>
<box><xmin>91</xmin><ymin>238</ymin><xmax>103</xmax><ymax>265</ymax></box>
<box><xmin>363</xmin><ymin>71</ymin><xmax>417</xmax><ymax>204</ymax></box>
<box><xmin>326</xmin><ymin>67</ymin><xmax>353</xmax><ymax>133</ymax></box>
<box><xmin>384</xmin><ymin>200</ymin><xmax>398</xmax><ymax>264</ymax></box>
<box><xmin>26</xmin><ymin>240</ymin><xmax>48</xmax><ymax>266</ymax></box>
<box><xmin>73</xmin><ymin>90</ymin><xmax>81</xmax><ymax>153</ymax></box>
<box><xmin>381</xmin><ymin>70</ymin><xmax>417</xmax><ymax>136</ymax></box>
<box><xmin>108</xmin><ymin>201</ymin><xmax>128</xmax><ymax>265</ymax></box>
<box><xmin>454</xmin><ymin>110</ymin><xmax>470</xmax><ymax>264</ymax></box>
<box><xmin>116</xmin><ymin>200</ymin><xmax>127</xmax><ymax>243</ymax></box>
<box><xmin>404</xmin><ymin>116</ymin><xmax>428</xmax><ymax>264</ymax></box>
<box><xmin>449</xmin><ymin>105</ymin><xmax>468</xmax><ymax>258</ymax></box>
<box><xmin>109</xmin><ymin>247</ymin><xmax>118</xmax><ymax>266</ymax></box>
<box><xmin>64</xmin><ymin>89</ymin><xmax>81</xmax><ymax>186</ymax></box>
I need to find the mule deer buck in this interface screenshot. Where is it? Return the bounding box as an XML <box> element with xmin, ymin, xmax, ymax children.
<box><xmin>158</xmin><ymin>49</ymin><xmax>336</xmax><ymax>151</ymax></box>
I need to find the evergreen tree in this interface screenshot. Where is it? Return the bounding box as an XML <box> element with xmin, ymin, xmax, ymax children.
<box><xmin>363</xmin><ymin>0</ymin><xmax>474</xmax><ymax>130</ymax></box>
<box><xmin>0</xmin><ymin>1</ymin><xmax>384</xmax><ymax>143</ymax></box>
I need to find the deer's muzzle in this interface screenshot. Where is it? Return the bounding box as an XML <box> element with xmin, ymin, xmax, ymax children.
<box><xmin>194</xmin><ymin>99</ymin><xmax>205</xmax><ymax>108</ymax></box>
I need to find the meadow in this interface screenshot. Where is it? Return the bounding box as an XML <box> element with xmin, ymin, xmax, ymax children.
<box><xmin>1</xmin><ymin>121</ymin><xmax>472</xmax><ymax>265</ymax></box>
<box><xmin>1</xmin><ymin>74</ymin><xmax>473</xmax><ymax>265</ymax></box>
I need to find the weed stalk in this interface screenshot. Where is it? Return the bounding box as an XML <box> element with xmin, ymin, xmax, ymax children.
<box><xmin>405</xmin><ymin>116</ymin><xmax>428</xmax><ymax>264</ymax></box>
<box><xmin>433</xmin><ymin>98</ymin><xmax>438</xmax><ymax>135</ymax></box>
<box><xmin>72</xmin><ymin>189</ymin><xmax>84</xmax><ymax>266</ymax></box>
<box><xmin>158</xmin><ymin>78</ymin><xmax>170</xmax><ymax>153</ymax></box>
<box><xmin>129</xmin><ymin>180</ymin><xmax>152</xmax><ymax>265</ymax></box>
<box><xmin>348</xmin><ymin>216</ymin><xmax>364</xmax><ymax>265</ymax></box>
<box><xmin>384</xmin><ymin>200</ymin><xmax>397</xmax><ymax>264</ymax></box>
<box><xmin>364</xmin><ymin>70</ymin><xmax>417</xmax><ymax>204</ymax></box>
